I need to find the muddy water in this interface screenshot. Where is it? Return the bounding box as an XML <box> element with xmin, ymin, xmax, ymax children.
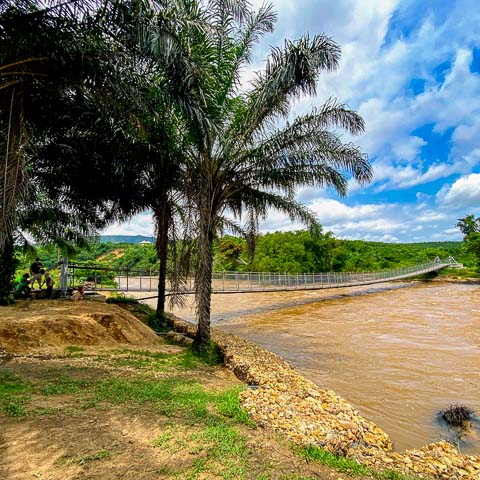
<box><xmin>165</xmin><ymin>281</ymin><xmax>480</xmax><ymax>453</ymax></box>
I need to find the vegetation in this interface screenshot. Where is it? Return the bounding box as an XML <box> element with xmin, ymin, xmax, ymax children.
<box><xmin>456</xmin><ymin>214</ymin><xmax>480</xmax><ymax>272</ymax></box>
<box><xmin>1</xmin><ymin>342</ymin><xmax>417</xmax><ymax>479</ymax></box>
<box><xmin>179</xmin><ymin>3</ymin><xmax>372</xmax><ymax>349</ymax></box>
<box><xmin>16</xmin><ymin>234</ymin><xmax>469</xmax><ymax>278</ymax></box>
<box><xmin>297</xmin><ymin>444</ymin><xmax>418</xmax><ymax>480</ymax></box>
<box><xmin>439</xmin><ymin>404</ymin><xmax>475</xmax><ymax>428</ymax></box>
<box><xmin>1</xmin><ymin>0</ymin><xmax>472</xmax><ymax>348</ymax></box>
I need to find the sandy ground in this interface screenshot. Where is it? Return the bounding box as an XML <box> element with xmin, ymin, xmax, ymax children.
<box><xmin>0</xmin><ymin>300</ymin><xmax>347</xmax><ymax>480</ymax></box>
<box><xmin>0</xmin><ymin>300</ymin><xmax>160</xmax><ymax>355</ymax></box>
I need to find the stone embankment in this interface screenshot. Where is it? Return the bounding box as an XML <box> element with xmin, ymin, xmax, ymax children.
<box><xmin>167</xmin><ymin>315</ymin><xmax>480</xmax><ymax>480</ymax></box>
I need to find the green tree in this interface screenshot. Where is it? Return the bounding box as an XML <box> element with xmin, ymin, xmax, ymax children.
<box><xmin>185</xmin><ymin>1</ymin><xmax>372</xmax><ymax>349</ymax></box>
<box><xmin>457</xmin><ymin>214</ymin><xmax>480</xmax><ymax>272</ymax></box>
<box><xmin>1</xmin><ymin>1</ymin><xmax>208</xmax><ymax>315</ymax></box>
<box><xmin>0</xmin><ymin>0</ymin><xmax>118</xmax><ymax>302</ymax></box>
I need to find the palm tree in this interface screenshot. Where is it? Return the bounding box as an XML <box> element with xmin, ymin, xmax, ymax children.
<box><xmin>0</xmin><ymin>0</ymin><xmax>208</xmax><ymax>309</ymax></box>
<box><xmin>182</xmin><ymin>1</ymin><xmax>372</xmax><ymax>349</ymax></box>
<box><xmin>0</xmin><ymin>0</ymin><xmax>109</xmax><ymax>302</ymax></box>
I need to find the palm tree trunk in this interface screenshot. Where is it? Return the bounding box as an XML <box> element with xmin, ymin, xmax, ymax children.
<box><xmin>154</xmin><ymin>201</ymin><xmax>170</xmax><ymax>329</ymax></box>
<box><xmin>0</xmin><ymin>233</ymin><xmax>16</xmax><ymax>305</ymax></box>
<box><xmin>194</xmin><ymin>201</ymin><xmax>214</xmax><ymax>349</ymax></box>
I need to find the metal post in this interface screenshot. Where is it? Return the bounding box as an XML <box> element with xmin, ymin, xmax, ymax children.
<box><xmin>60</xmin><ymin>257</ymin><xmax>68</xmax><ymax>295</ymax></box>
<box><xmin>126</xmin><ymin>269</ymin><xmax>129</xmax><ymax>291</ymax></box>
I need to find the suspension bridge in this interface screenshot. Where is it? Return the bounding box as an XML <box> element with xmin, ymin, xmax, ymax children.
<box><xmin>59</xmin><ymin>256</ymin><xmax>462</xmax><ymax>296</ymax></box>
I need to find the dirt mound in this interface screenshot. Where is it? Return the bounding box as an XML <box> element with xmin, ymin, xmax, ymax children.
<box><xmin>0</xmin><ymin>300</ymin><xmax>160</xmax><ymax>354</ymax></box>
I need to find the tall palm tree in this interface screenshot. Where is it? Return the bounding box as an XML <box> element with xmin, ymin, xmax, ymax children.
<box><xmin>0</xmin><ymin>0</ymin><xmax>208</xmax><ymax>309</ymax></box>
<box><xmin>0</xmin><ymin>0</ymin><xmax>111</xmax><ymax>302</ymax></box>
<box><xmin>183</xmin><ymin>1</ymin><xmax>372</xmax><ymax>348</ymax></box>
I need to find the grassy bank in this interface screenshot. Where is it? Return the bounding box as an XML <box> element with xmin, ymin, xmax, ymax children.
<box><xmin>0</xmin><ymin>341</ymin><xmax>420</xmax><ymax>480</ymax></box>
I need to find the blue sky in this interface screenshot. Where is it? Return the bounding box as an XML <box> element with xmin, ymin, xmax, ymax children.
<box><xmin>104</xmin><ymin>0</ymin><xmax>480</xmax><ymax>243</ymax></box>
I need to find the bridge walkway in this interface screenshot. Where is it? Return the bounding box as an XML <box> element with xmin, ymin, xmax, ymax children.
<box><xmin>61</xmin><ymin>257</ymin><xmax>461</xmax><ymax>295</ymax></box>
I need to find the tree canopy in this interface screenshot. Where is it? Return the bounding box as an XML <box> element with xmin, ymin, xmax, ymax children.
<box><xmin>2</xmin><ymin>0</ymin><xmax>375</xmax><ymax>350</ymax></box>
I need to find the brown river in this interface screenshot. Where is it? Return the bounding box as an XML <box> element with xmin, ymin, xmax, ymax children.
<box><xmin>149</xmin><ymin>280</ymin><xmax>480</xmax><ymax>453</ymax></box>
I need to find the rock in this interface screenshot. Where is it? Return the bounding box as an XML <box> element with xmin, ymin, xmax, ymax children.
<box><xmin>166</xmin><ymin>314</ymin><xmax>480</xmax><ymax>480</ymax></box>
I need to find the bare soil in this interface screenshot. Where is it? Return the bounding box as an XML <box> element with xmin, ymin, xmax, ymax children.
<box><xmin>0</xmin><ymin>300</ymin><xmax>355</xmax><ymax>480</ymax></box>
<box><xmin>0</xmin><ymin>300</ymin><xmax>160</xmax><ymax>354</ymax></box>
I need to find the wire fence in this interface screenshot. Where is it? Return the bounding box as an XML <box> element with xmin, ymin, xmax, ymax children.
<box><xmin>61</xmin><ymin>257</ymin><xmax>459</xmax><ymax>294</ymax></box>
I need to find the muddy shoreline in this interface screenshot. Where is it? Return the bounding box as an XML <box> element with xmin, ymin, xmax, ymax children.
<box><xmin>167</xmin><ymin>313</ymin><xmax>480</xmax><ymax>479</ymax></box>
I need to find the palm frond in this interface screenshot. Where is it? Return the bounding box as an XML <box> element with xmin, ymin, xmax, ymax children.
<box><xmin>0</xmin><ymin>86</ymin><xmax>28</xmax><ymax>248</ymax></box>
<box><xmin>231</xmin><ymin>34</ymin><xmax>341</xmax><ymax>142</ymax></box>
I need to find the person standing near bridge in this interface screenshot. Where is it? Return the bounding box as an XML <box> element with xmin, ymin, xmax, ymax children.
<box><xmin>29</xmin><ymin>257</ymin><xmax>43</xmax><ymax>289</ymax></box>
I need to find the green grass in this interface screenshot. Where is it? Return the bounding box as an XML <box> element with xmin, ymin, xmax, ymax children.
<box><xmin>153</xmin><ymin>422</ymin><xmax>249</xmax><ymax>479</ymax></box>
<box><xmin>106</xmin><ymin>294</ymin><xmax>139</xmax><ymax>305</ymax></box>
<box><xmin>113</xmin><ymin>347</ymin><xmax>221</xmax><ymax>371</ymax></box>
<box><xmin>215</xmin><ymin>387</ymin><xmax>256</xmax><ymax>427</ymax></box>
<box><xmin>41</xmin><ymin>376</ymin><xmax>92</xmax><ymax>395</ymax></box>
<box><xmin>0</xmin><ymin>371</ymin><xmax>32</xmax><ymax>417</ymax></box>
<box><xmin>93</xmin><ymin>376</ymin><xmax>245</xmax><ymax>421</ymax></box>
<box><xmin>296</xmin><ymin>445</ymin><xmax>421</xmax><ymax>480</ymax></box>
<box><xmin>192</xmin><ymin>340</ymin><xmax>224</xmax><ymax>366</ymax></box>
<box><xmin>64</xmin><ymin>346</ymin><xmax>85</xmax><ymax>356</ymax></box>
<box><xmin>56</xmin><ymin>449</ymin><xmax>111</xmax><ymax>466</ymax></box>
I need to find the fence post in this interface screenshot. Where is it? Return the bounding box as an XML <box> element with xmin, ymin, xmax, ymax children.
<box><xmin>60</xmin><ymin>257</ymin><xmax>68</xmax><ymax>295</ymax></box>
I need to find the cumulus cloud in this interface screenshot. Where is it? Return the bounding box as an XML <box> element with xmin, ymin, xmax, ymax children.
<box><xmin>101</xmin><ymin>0</ymin><xmax>479</xmax><ymax>243</ymax></box>
<box><xmin>102</xmin><ymin>211</ymin><xmax>155</xmax><ymax>237</ymax></box>
<box><xmin>437</xmin><ymin>173</ymin><xmax>480</xmax><ymax>208</ymax></box>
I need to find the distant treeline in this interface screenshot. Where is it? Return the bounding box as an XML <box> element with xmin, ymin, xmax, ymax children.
<box><xmin>16</xmin><ymin>231</ymin><xmax>472</xmax><ymax>275</ymax></box>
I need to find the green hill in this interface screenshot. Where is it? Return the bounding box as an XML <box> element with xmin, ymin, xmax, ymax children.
<box><xmin>100</xmin><ymin>235</ymin><xmax>155</xmax><ymax>244</ymax></box>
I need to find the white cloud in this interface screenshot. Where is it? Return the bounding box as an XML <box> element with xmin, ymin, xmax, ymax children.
<box><xmin>102</xmin><ymin>211</ymin><xmax>155</xmax><ymax>237</ymax></box>
<box><xmin>437</xmin><ymin>173</ymin><xmax>480</xmax><ymax>208</ymax></box>
<box><xmin>100</xmin><ymin>0</ymin><xmax>479</xmax><ymax>243</ymax></box>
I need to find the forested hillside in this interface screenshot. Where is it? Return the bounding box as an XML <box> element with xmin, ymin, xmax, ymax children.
<box><xmin>16</xmin><ymin>231</ymin><xmax>470</xmax><ymax>275</ymax></box>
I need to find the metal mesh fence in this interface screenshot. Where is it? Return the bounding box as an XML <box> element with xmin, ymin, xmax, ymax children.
<box><xmin>63</xmin><ymin>257</ymin><xmax>456</xmax><ymax>293</ymax></box>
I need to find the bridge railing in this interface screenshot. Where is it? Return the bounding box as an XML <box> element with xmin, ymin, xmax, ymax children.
<box><xmin>61</xmin><ymin>257</ymin><xmax>455</xmax><ymax>294</ymax></box>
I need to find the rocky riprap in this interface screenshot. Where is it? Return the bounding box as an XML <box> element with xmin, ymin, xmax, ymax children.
<box><xmin>167</xmin><ymin>314</ymin><xmax>480</xmax><ymax>479</ymax></box>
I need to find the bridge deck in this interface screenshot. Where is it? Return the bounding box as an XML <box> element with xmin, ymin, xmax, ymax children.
<box><xmin>63</xmin><ymin>259</ymin><xmax>458</xmax><ymax>295</ymax></box>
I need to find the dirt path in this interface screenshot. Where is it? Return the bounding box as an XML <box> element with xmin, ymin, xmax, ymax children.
<box><xmin>0</xmin><ymin>300</ymin><xmax>361</xmax><ymax>480</ymax></box>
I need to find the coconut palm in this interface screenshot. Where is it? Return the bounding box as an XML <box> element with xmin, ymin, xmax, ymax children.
<box><xmin>183</xmin><ymin>1</ymin><xmax>373</xmax><ymax>348</ymax></box>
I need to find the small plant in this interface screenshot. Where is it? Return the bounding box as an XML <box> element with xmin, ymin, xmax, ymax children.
<box><xmin>4</xmin><ymin>399</ymin><xmax>27</xmax><ymax>417</ymax></box>
<box><xmin>0</xmin><ymin>371</ymin><xmax>32</xmax><ymax>417</ymax></box>
<box><xmin>439</xmin><ymin>404</ymin><xmax>475</xmax><ymax>427</ymax></box>
<box><xmin>191</xmin><ymin>341</ymin><xmax>224</xmax><ymax>366</ymax></box>
<box><xmin>57</xmin><ymin>449</ymin><xmax>111</xmax><ymax>466</ymax></box>
<box><xmin>106</xmin><ymin>294</ymin><xmax>139</xmax><ymax>305</ymax></box>
<box><xmin>64</xmin><ymin>346</ymin><xmax>85</xmax><ymax>355</ymax></box>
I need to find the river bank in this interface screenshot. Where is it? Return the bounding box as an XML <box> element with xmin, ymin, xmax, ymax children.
<box><xmin>0</xmin><ymin>300</ymin><xmax>344</xmax><ymax>479</ymax></box>
<box><xmin>153</xmin><ymin>280</ymin><xmax>480</xmax><ymax>454</ymax></box>
<box><xmin>168</xmin><ymin>313</ymin><xmax>480</xmax><ymax>479</ymax></box>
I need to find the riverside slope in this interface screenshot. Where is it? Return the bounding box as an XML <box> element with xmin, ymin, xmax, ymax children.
<box><xmin>168</xmin><ymin>314</ymin><xmax>480</xmax><ymax>480</ymax></box>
